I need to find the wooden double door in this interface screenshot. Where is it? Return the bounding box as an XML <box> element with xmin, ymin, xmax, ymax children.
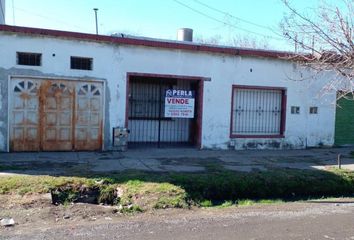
<box><xmin>10</xmin><ymin>78</ymin><xmax>103</xmax><ymax>151</ymax></box>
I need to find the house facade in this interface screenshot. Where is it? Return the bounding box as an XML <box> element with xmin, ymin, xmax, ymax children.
<box><xmin>0</xmin><ymin>25</ymin><xmax>337</xmax><ymax>152</ymax></box>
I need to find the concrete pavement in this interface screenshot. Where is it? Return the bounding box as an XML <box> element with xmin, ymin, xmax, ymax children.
<box><xmin>1</xmin><ymin>147</ymin><xmax>354</xmax><ymax>176</ymax></box>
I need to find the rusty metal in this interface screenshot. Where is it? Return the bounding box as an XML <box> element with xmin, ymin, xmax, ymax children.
<box><xmin>10</xmin><ymin>79</ymin><xmax>40</xmax><ymax>151</ymax></box>
<box><xmin>41</xmin><ymin>80</ymin><xmax>74</xmax><ymax>151</ymax></box>
<box><xmin>74</xmin><ymin>82</ymin><xmax>103</xmax><ymax>151</ymax></box>
<box><xmin>10</xmin><ymin>78</ymin><xmax>103</xmax><ymax>152</ymax></box>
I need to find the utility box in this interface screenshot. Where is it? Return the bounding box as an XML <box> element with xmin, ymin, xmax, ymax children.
<box><xmin>113</xmin><ymin>127</ymin><xmax>130</xmax><ymax>151</ymax></box>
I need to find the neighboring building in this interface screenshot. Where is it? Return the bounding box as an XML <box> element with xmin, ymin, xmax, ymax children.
<box><xmin>0</xmin><ymin>0</ymin><xmax>5</xmax><ymax>25</ymax></box>
<box><xmin>0</xmin><ymin>25</ymin><xmax>338</xmax><ymax>152</ymax></box>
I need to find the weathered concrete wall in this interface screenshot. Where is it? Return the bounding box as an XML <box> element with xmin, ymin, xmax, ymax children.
<box><xmin>0</xmin><ymin>32</ymin><xmax>337</xmax><ymax>151</ymax></box>
<box><xmin>116</xmin><ymin>46</ymin><xmax>336</xmax><ymax>150</ymax></box>
<box><xmin>0</xmin><ymin>33</ymin><xmax>113</xmax><ymax>151</ymax></box>
<box><xmin>0</xmin><ymin>69</ymin><xmax>8</xmax><ymax>151</ymax></box>
<box><xmin>0</xmin><ymin>0</ymin><xmax>5</xmax><ymax>25</ymax></box>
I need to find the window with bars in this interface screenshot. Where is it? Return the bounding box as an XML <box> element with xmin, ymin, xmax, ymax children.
<box><xmin>70</xmin><ymin>56</ymin><xmax>93</xmax><ymax>70</ymax></box>
<box><xmin>309</xmin><ymin>106</ymin><xmax>318</xmax><ymax>114</ymax></box>
<box><xmin>231</xmin><ymin>86</ymin><xmax>286</xmax><ymax>137</ymax></box>
<box><xmin>17</xmin><ymin>52</ymin><xmax>42</xmax><ymax>66</ymax></box>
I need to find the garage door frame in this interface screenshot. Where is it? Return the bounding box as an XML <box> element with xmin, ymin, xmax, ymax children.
<box><xmin>7</xmin><ymin>75</ymin><xmax>106</xmax><ymax>152</ymax></box>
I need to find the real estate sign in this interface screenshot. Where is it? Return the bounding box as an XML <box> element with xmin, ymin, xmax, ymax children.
<box><xmin>164</xmin><ymin>89</ymin><xmax>195</xmax><ymax>118</ymax></box>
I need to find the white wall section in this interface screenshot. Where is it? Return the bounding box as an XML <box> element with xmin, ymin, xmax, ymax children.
<box><xmin>0</xmin><ymin>32</ymin><xmax>337</xmax><ymax>151</ymax></box>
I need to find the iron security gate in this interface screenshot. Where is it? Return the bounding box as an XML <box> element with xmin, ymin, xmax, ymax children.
<box><xmin>128</xmin><ymin>77</ymin><xmax>198</xmax><ymax>147</ymax></box>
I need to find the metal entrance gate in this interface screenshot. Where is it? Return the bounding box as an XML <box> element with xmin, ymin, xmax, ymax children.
<box><xmin>128</xmin><ymin>77</ymin><xmax>198</xmax><ymax>147</ymax></box>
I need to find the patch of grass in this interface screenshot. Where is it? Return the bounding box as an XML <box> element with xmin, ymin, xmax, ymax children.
<box><xmin>217</xmin><ymin>200</ymin><xmax>234</xmax><ymax>208</ymax></box>
<box><xmin>237</xmin><ymin>199</ymin><xmax>283</xmax><ymax>206</ymax></box>
<box><xmin>1</xmin><ymin>168</ymin><xmax>354</xmax><ymax>212</ymax></box>
<box><xmin>237</xmin><ymin>199</ymin><xmax>256</xmax><ymax>206</ymax></box>
<box><xmin>257</xmin><ymin>199</ymin><xmax>283</xmax><ymax>204</ymax></box>
<box><xmin>98</xmin><ymin>184</ymin><xmax>118</xmax><ymax>205</ymax></box>
<box><xmin>120</xmin><ymin>181</ymin><xmax>187</xmax><ymax>210</ymax></box>
<box><xmin>0</xmin><ymin>175</ymin><xmax>95</xmax><ymax>195</ymax></box>
<box><xmin>199</xmin><ymin>200</ymin><xmax>213</xmax><ymax>207</ymax></box>
<box><xmin>120</xmin><ymin>204</ymin><xmax>143</xmax><ymax>214</ymax></box>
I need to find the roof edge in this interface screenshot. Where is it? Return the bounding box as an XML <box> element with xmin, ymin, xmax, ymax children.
<box><xmin>0</xmin><ymin>25</ymin><xmax>294</xmax><ymax>59</ymax></box>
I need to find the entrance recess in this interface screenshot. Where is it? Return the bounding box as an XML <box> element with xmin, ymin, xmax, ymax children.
<box><xmin>126</xmin><ymin>73</ymin><xmax>204</xmax><ymax>148</ymax></box>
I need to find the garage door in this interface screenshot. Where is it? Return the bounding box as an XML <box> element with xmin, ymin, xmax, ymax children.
<box><xmin>10</xmin><ymin>78</ymin><xmax>103</xmax><ymax>152</ymax></box>
<box><xmin>335</xmin><ymin>94</ymin><xmax>354</xmax><ymax>146</ymax></box>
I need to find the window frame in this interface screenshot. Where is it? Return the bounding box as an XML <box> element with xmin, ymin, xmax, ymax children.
<box><xmin>70</xmin><ymin>56</ymin><xmax>93</xmax><ymax>70</ymax></box>
<box><xmin>309</xmin><ymin>106</ymin><xmax>318</xmax><ymax>114</ymax></box>
<box><xmin>16</xmin><ymin>52</ymin><xmax>42</xmax><ymax>66</ymax></box>
<box><xmin>291</xmin><ymin>106</ymin><xmax>300</xmax><ymax>114</ymax></box>
<box><xmin>229</xmin><ymin>85</ymin><xmax>287</xmax><ymax>139</ymax></box>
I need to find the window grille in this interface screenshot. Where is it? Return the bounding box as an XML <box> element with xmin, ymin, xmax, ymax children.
<box><xmin>291</xmin><ymin>106</ymin><xmax>300</xmax><ymax>114</ymax></box>
<box><xmin>70</xmin><ymin>56</ymin><xmax>93</xmax><ymax>70</ymax></box>
<box><xmin>129</xmin><ymin>78</ymin><xmax>176</xmax><ymax>120</ymax></box>
<box><xmin>231</xmin><ymin>87</ymin><xmax>284</xmax><ymax>136</ymax></box>
<box><xmin>309</xmin><ymin>107</ymin><xmax>318</xmax><ymax>114</ymax></box>
<box><xmin>17</xmin><ymin>52</ymin><xmax>42</xmax><ymax>66</ymax></box>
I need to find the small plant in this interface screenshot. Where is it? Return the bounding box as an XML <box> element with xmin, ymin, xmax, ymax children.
<box><xmin>200</xmin><ymin>200</ymin><xmax>213</xmax><ymax>207</ymax></box>
<box><xmin>219</xmin><ymin>200</ymin><xmax>234</xmax><ymax>208</ymax></box>
<box><xmin>120</xmin><ymin>204</ymin><xmax>143</xmax><ymax>214</ymax></box>
<box><xmin>98</xmin><ymin>185</ymin><xmax>118</xmax><ymax>205</ymax></box>
<box><xmin>237</xmin><ymin>199</ymin><xmax>256</xmax><ymax>206</ymax></box>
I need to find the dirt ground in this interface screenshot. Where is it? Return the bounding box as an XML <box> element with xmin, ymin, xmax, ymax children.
<box><xmin>1</xmin><ymin>194</ymin><xmax>354</xmax><ymax>240</ymax></box>
<box><xmin>0</xmin><ymin>194</ymin><xmax>120</xmax><ymax>228</ymax></box>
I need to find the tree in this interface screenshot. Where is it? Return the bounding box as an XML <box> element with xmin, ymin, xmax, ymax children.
<box><xmin>194</xmin><ymin>34</ymin><xmax>270</xmax><ymax>49</ymax></box>
<box><xmin>280</xmin><ymin>0</ymin><xmax>353</xmax><ymax>99</ymax></box>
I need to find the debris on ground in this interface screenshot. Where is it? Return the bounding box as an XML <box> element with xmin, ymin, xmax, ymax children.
<box><xmin>1</xmin><ymin>218</ymin><xmax>15</xmax><ymax>227</ymax></box>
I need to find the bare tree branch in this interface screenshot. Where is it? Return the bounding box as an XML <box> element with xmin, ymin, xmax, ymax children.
<box><xmin>281</xmin><ymin>0</ymin><xmax>354</xmax><ymax>99</ymax></box>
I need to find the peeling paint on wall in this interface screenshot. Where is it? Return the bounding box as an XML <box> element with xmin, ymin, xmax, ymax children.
<box><xmin>0</xmin><ymin>67</ymin><xmax>110</xmax><ymax>152</ymax></box>
<box><xmin>0</xmin><ymin>33</ymin><xmax>338</xmax><ymax>151</ymax></box>
<box><xmin>232</xmin><ymin>138</ymin><xmax>305</xmax><ymax>150</ymax></box>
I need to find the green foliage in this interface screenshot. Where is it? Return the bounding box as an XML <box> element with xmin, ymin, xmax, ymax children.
<box><xmin>219</xmin><ymin>200</ymin><xmax>234</xmax><ymax>208</ymax></box>
<box><xmin>98</xmin><ymin>185</ymin><xmax>118</xmax><ymax>205</ymax></box>
<box><xmin>199</xmin><ymin>200</ymin><xmax>213</xmax><ymax>207</ymax></box>
<box><xmin>120</xmin><ymin>205</ymin><xmax>143</xmax><ymax>214</ymax></box>
<box><xmin>1</xmin><ymin>168</ymin><xmax>354</xmax><ymax>211</ymax></box>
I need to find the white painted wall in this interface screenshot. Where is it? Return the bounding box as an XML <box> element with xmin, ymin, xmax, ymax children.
<box><xmin>0</xmin><ymin>32</ymin><xmax>337</xmax><ymax>151</ymax></box>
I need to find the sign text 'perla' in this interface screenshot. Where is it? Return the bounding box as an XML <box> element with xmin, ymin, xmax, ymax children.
<box><xmin>164</xmin><ymin>89</ymin><xmax>195</xmax><ymax>118</ymax></box>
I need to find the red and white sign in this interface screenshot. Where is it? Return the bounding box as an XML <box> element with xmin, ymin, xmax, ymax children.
<box><xmin>164</xmin><ymin>89</ymin><xmax>195</xmax><ymax>118</ymax></box>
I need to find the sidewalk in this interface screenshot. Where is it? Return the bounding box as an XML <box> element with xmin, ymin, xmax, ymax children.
<box><xmin>0</xmin><ymin>147</ymin><xmax>354</xmax><ymax>176</ymax></box>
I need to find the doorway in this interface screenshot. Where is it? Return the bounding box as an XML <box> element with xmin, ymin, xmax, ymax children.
<box><xmin>126</xmin><ymin>73</ymin><xmax>203</xmax><ymax>148</ymax></box>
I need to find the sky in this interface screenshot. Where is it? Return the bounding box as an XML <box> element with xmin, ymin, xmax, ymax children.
<box><xmin>3</xmin><ymin>0</ymin><xmax>324</xmax><ymax>51</ymax></box>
